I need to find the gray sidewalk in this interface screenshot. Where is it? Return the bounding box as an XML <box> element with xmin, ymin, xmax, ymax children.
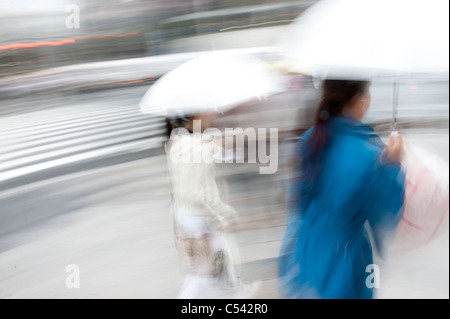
<box><xmin>0</xmin><ymin>154</ymin><xmax>284</xmax><ymax>298</ymax></box>
<box><xmin>0</xmin><ymin>128</ymin><xmax>448</xmax><ymax>299</ymax></box>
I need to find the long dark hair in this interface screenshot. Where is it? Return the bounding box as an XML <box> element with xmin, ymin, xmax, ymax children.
<box><xmin>306</xmin><ymin>80</ymin><xmax>370</xmax><ymax>160</ymax></box>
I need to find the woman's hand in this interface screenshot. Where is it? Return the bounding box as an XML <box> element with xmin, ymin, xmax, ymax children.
<box><xmin>383</xmin><ymin>132</ymin><xmax>405</xmax><ymax>163</ymax></box>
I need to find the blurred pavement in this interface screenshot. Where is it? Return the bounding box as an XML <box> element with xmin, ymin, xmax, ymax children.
<box><xmin>0</xmin><ymin>127</ymin><xmax>448</xmax><ymax>299</ymax></box>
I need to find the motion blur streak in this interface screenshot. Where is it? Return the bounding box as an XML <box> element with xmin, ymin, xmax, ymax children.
<box><xmin>0</xmin><ymin>39</ymin><xmax>76</xmax><ymax>51</ymax></box>
<box><xmin>0</xmin><ymin>33</ymin><xmax>140</xmax><ymax>51</ymax></box>
<box><xmin>220</xmin><ymin>19</ymin><xmax>295</xmax><ymax>32</ymax></box>
<box><xmin>79</xmin><ymin>32</ymin><xmax>140</xmax><ymax>40</ymax></box>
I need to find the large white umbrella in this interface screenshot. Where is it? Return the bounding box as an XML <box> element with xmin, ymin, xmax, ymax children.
<box><xmin>139</xmin><ymin>51</ymin><xmax>285</xmax><ymax>117</ymax></box>
<box><xmin>279</xmin><ymin>0</ymin><xmax>449</xmax><ymax>130</ymax></box>
<box><xmin>279</xmin><ymin>0</ymin><xmax>449</xmax><ymax>80</ymax></box>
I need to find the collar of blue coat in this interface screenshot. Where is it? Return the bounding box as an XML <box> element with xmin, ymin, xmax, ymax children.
<box><xmin>328</xmin><ymin>115</ymin><xmax>375</xmax><ymax>136</ymax></box>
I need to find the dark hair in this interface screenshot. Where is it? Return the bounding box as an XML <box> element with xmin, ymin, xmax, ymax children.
<box><xmin>307</xmin><ymin>80</ymin><xmax>370</xmax><ymax>160</ymax></box>
<box><xmin>165</xmin><ymin>115</ymin><xmax>197</xmax><ymax>140</ymax></box>
<box><xmin>165</xmin><ymin>117</ymin><xmax>185</xmax><ymax>139</ymax></box>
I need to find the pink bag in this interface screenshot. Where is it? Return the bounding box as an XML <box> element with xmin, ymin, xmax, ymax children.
<box><xmin>390</xmin><ymin>143</ymin><xmax>449</xmax><ymax>252</ymax></box>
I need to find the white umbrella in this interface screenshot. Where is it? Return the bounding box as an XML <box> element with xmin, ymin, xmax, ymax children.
<box><xmin>279</xmin><ymin>0</ymin><xmax>449</xmax><ymax>130</ymax></box>
<box><xmin>279</xmin><ymin>0</ymin><xmax>449</xmax><ymax>80</ymax></box>
<box><xmin>139</xmin><ymin>51</ymin><xmax>285</xmax><ymax>117</ymax></box>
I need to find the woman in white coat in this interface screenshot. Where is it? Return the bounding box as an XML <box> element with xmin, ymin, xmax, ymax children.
<box><xmin>165</xmin><ymin>112</ymin><xmax>258</xmax><ymax>299</ymax></box>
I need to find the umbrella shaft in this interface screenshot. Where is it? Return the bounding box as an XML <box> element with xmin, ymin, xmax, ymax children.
<box><xmin>392</xmin><ymin>79</ymin><xmax>400</xmax><ymax>131</ymax></box>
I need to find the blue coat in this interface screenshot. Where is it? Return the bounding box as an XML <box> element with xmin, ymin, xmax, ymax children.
<box><xmin>278</xmin><ymin>116</ymin><xmax>405</xmax><ymax>299</ymax></box>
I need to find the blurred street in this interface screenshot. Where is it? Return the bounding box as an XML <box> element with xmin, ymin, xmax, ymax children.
<box><xmin>0</xmin><ymin>131</ymin><xmax>448</xmax><ymax>299</ymax></box>
<box><xmin>0</xmin><ymin>79</ymin><xmax>448</xmax><ymax>298</ymax></box>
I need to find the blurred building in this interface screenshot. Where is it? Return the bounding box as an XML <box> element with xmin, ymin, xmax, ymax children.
<box><xmin>0</xmin><ymin>0</ymin><xmax>314</xmax><ymax>78</ymax></box>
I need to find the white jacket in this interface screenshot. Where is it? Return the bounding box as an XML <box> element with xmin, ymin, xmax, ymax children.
<box><xmin>166</xmin><ymin>131</ymin><xmax>237</xmax><ymax>230</ymax></box>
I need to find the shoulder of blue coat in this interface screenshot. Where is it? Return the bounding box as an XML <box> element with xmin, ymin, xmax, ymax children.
<box><xmin>297</xmin><ymin>122</ymin><xmax>385</xmax><ymax>163</ymax></box>
<box><xmin>326</xmin><ymin>128</ymin><xmax>387</xmax><ymax>183</ymax></box>
<box><xmin>339</xmin><ymin>131</ymin><xmax>383</xmax><ymax>160</ymax></box>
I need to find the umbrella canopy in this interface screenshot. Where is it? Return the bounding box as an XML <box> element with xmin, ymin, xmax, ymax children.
<box><xmin>279</xmin><ymin>0</ymin><xmax>449</xmax><ymax>80</ymax></box>
<box><xmin>139</xmin><ymin>52</ymin><xmax>285</xmax><ymax>117</ymax></box>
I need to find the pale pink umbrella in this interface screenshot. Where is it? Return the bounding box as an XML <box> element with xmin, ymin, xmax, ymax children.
<box><xmin>390</xmin><ymin>143</ymin><xmax>449</xmax><ymax>252</ymax></box>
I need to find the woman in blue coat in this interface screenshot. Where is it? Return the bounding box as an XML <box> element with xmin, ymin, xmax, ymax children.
<box><xmin>278</xmin><ymin>80</ymin><xmax>406</xmax><ymax>299</ymax></box>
